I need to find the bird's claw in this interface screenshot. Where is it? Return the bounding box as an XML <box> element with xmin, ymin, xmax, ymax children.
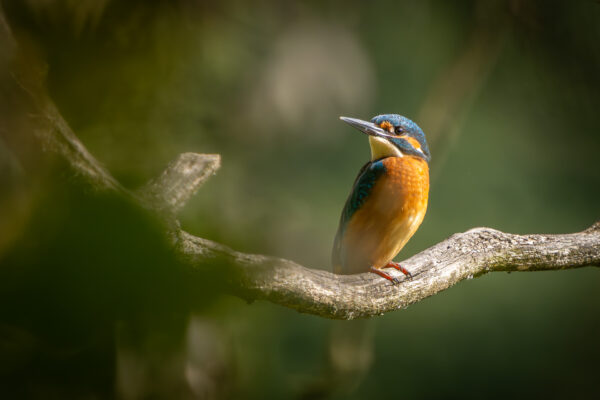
<box><xmin>370</xmin><ymin>266</ymin><xmax>403</xmax><ymax>285</ymax></box>
<box><xmin>384</xmin><ymin>262</ymin><xmax>413</xmax><ymax>280</ymax></box>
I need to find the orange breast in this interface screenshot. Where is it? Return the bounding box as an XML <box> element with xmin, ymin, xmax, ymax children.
<box><xmin>340</xmin><ymin>156</ymin><xmax>429</xmax><ymax>273</ymax></box>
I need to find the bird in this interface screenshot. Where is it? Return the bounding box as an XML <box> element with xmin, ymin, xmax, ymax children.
<box><xmin>332</xmin><ymin>114</ymin><xmax>430</xmax><ymax>284</ymax></box>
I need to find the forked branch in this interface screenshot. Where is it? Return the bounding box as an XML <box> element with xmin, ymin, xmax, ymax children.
<box><xmin>4</xmin><ymin>9</ymin><xmax>599</xmax><ymax>319</ymax></box>
<box><xmin>25</xmin><ymin>92</ymin><xmax>600</xmax><ymax>319</ymax></box>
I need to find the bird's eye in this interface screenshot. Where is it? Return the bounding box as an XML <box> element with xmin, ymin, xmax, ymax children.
<box><xmin>395</xmin><ymin>127</ymin><xmax>405</xmax><ymax>135</ymax></box>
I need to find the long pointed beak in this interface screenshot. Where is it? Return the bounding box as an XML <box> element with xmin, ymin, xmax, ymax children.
<box><xmin>339</xmin><ymin>116</ymin><xmax>390</xmax><ymax>138</ymax></box>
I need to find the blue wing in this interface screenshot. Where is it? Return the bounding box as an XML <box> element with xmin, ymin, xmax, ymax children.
<box><xmin>332</xmin><ymin>160</ymin><xmax>386</xmax><ymax>272</ymax></box>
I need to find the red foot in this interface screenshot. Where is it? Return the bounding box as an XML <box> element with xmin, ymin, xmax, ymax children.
<box><xmin>384</xmin><ymin>262</ymin><xmax>413</xmax><ymax>279</ymax></box>
<box><xmin>369</xmin><ymin>267</ymin><xmax>400</xmax><ymax>285</ymax></box>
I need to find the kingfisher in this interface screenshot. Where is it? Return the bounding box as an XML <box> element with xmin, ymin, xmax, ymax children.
<box><xmin>332</xmin><ymin>114</ymin><xmax>430</xmax><ymax>284</ymax></box>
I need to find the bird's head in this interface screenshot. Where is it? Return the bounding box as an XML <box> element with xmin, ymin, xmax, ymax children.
<box><xmin>340</xmin><ymin>114</ymin><xmax>430</xmax><ymax>163</ymax></box>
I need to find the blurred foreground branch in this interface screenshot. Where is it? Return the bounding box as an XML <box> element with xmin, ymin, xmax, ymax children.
<box><xmin>3</xmin><ymin>7</ymin><xmax>599</xmax><ymax>321</ymax></box>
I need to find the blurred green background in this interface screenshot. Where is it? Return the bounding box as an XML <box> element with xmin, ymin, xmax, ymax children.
<box><xmin>1</xmin><ymin>0</ymin><xmax>599</xmax><ymax>399</ymax></box>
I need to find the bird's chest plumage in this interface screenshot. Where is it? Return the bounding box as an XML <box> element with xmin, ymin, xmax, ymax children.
<box><xmin>340</xmin><ymin>156</ymin><xmax>429</xmax><ymax>272</ymax></box>
<box><xmin>375</xmin><ymin>157</ymin><xmax>429</xmax><ymax>224</ymax></box>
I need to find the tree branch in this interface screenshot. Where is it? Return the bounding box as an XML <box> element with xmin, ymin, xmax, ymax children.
<box><xmin>175</xmin><ymin>223</ymin><xmax>600</xmax><ymax>319</ymax></box>
<box><xmin>25</xmin><ymin>95</ymin><xmax>600</xmax><ymax>319</ymax></box>
<box><xmin>139</xmin><ymin>152</ymin><xmax>221</xmax><ymax>216</ymax></box>
<box><xmin>3</xmin><ymin>7</ymin><xmax>599</xmax><ymax>320</ymax></box>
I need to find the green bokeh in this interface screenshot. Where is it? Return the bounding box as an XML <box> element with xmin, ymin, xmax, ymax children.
<box><xmin>1</xmin><ymin>0</ymin><xmax>599</xmax><ymax>398</ymax></box>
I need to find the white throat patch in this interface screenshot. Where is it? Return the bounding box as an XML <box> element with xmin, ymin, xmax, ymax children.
<box><xmin>369</xmin><ymin>136</ymin><xmax>404</xmax><ymax>161</ymax></box>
